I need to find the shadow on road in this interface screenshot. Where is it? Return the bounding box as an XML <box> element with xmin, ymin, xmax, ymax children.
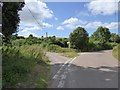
<box><xmin>48</xmin><ymin>63</ymin><xmax>118</xmax><ymax>88</ymax></box>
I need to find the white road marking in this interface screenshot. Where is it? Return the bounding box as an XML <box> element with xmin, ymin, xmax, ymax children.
<box><xmin>53</xmin><ymin>74</ymin><xmax>58</xmax><ymax>79</ymax></box>
<box><xmin>61</xmin><ymin>74</ymin><xmax>66</xmax><ymax>80</ymax></box>
<box><xmin>68</xmin><ymin>57</ymin><xmax>77</xmax><ymax>67</ymax></box>
<box><xmin>53</xmin><ymin>57</ymin><xmax>77</xmax><ymax>88</ymax></box>
<box><xmin>57</xmin><ymin>80</ymin><xmax>65</xmax><ymax>88</ymax></box>
<box><xmin>99</xmin><ymin>68</ymin><xmax>117</xmax><ymax>72</ymax></box>
<box><xmin>105</xmin><ymin>78</ymin><xmax>111</xmax><ymax>81</ymax></box>
<box><xmin>64</xmin><ymin>71</ymin><xmax>68</xmax><ymax>74</ymax></box>
<box><xmin>52</xmin><ymin>59</ymin><xmax>71</xmax><ymax>79</ymax></box>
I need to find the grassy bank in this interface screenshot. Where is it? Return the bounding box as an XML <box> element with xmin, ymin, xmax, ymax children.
<box><xmin>40</xmin><ymin>43</ymin><xmax>79</xmax><ymax>58</ymax></box>
<box><xmin>112</xmin><ymin>44</ymin><xmax>120</xmax><ymax>61</ymax></box>
<box><xmin>2</xmin><ymin>45</ymin><xmax>50</xmax><ymax>88</ymax></box>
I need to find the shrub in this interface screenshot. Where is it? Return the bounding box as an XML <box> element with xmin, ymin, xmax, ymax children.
<box><xmin>40</xmin><ymin>43</ymin><xmax>48</xmax><ymax>49</ymax></box>
<box><xmin>87</xmin><ymin>41</ymin><xmax>114</xmax><ymax>52</ymax></box>
<box><xmin>46</xmin><ymin>44</ymin><xmax>62</xmax><ymax>53</ymax></box>
<box><xmin>12</xmin><ymin>39</ymin><xmax>26</xmax><ymax>46</ymax></box>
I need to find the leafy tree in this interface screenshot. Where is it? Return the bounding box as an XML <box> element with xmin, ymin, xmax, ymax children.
<box><xmin>110</xmin><ymin>33</ymin><xmax>120</xmax><ymax>43</ymax></box>
<box><xmin>28</xmin><ymin>34</ymin><xmax>34</xmax><ymax>39</ymax></box>
<box><xmin>91</xmin><ymin>26</ymin><xmax>111</xmax><ymax>44</ymax></box>
<box><xmin>50</xmin><ymin>36</ymin><xmax>56</xmax><ymax>43</ymax></box>
<box><xmin>2</xmin><ymin>2</ymin><xmax>25</xmax><ymax>44</ymax></box>
<box><xmin>69</xmin><ymin>27</ymin><xmax>89</xmax><ymax>51</ymax></box>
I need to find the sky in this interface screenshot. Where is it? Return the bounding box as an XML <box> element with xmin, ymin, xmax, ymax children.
<box><xmin>18</xmin><ymin>0</ymin><xmax>120</xmax><ymax>38</ymax></box>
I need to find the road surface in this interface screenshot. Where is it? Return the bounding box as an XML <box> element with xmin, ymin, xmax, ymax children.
<box><xmin>46</xmin><ymin>50</ymin><xmax>118</xmax><ymax>88</ymax></box>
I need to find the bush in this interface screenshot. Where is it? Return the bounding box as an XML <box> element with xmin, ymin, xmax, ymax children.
<box><xmin>40</xmin><ymin>43</ymin><xmax>48</xmax><ymax>49</ymax></box>
<box><xmin>108</xmin><ymin>42</ymin><xmax>118</xmax><ymax>48</ymax></box>
<box><xmin>46</xmin><ymin>44</ymin><xmax>62</xmax><ymax>53</ymax></box>
<box><xmin>12</xmin><ymin>39</ymin><xmax>26</xmax><ymax>46</ymax></box>
<box><xmin>87</xmin><ymin>41</ymin><xmax>115</xmax><ymax>52</ymax></box>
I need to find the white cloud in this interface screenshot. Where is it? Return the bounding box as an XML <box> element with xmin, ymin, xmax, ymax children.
<box><xmin>106</xmin><ymin>22</ymin><xmax>119</xmax><ymax>29</ymax></box>
<box><xmin>87</xmin><ymin>0</ymin><xmax>119</xmax><ymax>15</ymax></box>
<box><xmin>85</xmin><ymin>21</ymin><xmax>119</xmax><ymax>29</ymax></box>
<box><xmin>18</xmin><ymin>0</ymin><xmax>54</xmax><ymax>37</ymax></box>
<box><xmin>18</xmin><ymin>26</ymin><xmax>41</xmax><ymax>37</ymax></box>
<box><xmin>56</xmin><ymin>26</ymin><xmax>64</xmax><ymax>30</ymax></box>
<box><xmin>85</xmin><ymin>21</ymin><xmax>103</xmax><ymax>29</ymax></box>
<box><xmin>42</xmin><ymin>23</ymin><xmax>53</xmax><ymax>28</ymax></box>
<box><xmin>19</xmin><ymin>0</ymin><xmax>53</xmax><ymax>21</ymax></box>
<box><xmin>62</xmin><ymin>17</ymin><xmax>80</xmax><ymax>25</ymax></box>
<box><xmin>21</xmin><ymin>26</ymin><xmax>40</xmax><ymax>33</ymax></box>
<box><xmin>19</xmin><ymin>0</ymin><xmax>53</xmax><ymax>29</ymax></box>
<box><xmin>61</xmin><ymin>17</ymin><xmax>119</xmax><ymax>30</ymax></box>
<box><xmin>19</xmin><ymin>31</ymin><xmax>39</xmax><ymax>38</ymax></box>
<box><xmin>62</xmin><ymin>17</ymin><xmax>87</xmax><ymax>29</ymax></box>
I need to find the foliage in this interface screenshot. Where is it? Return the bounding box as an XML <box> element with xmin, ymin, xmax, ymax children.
<box><xmin>110</xmin><ymin>33</ymin><xmax>120</xmax><ymax>43</ymax></box>
<box><xmin>47</xmin><ymin>36</ymin><xmax>69</xmax><ymax>47</ymax></box>
<box><xmin>112</xmin><ymin>44</ymin><xmax>120</xmax><ymax>61</ymax></box>
<box><xmin>87</xmin><ymin>41</ymin><xmax>118</xmax><ymax>52</ymax></box>
<box><xmin>90</xmin><ymin>26</ymin><xmax>111</xmax><ymax>44</ymax></box>
<box><xmin>12</xmin><ymin>39</ymin><xmax>26</xmax><ymax>46</ymax></box>
<box><xmin>46</xmin><ymin>44</ymin><xmax>62</xmax><ymax>52</ymax></box>
<box><xmin>69</xmin><ymin>27</ymin><xmax>89</xmax><ymax>51</ymax></box>
<box><xmin>2</xmin><ymin>2</ymin><xmax>25</xmax><ymax>44</ymax></box>
<box><xmin>2</xmin><ymin>45</ymin><xmax>49</xmax><ymax>88</ymax></box>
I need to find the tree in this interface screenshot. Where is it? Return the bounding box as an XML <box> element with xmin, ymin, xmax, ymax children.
<box><xmin>110</xmin><ymin>33</ymin><xmax>120</xmax><ymax>43</ymax></box>
<box><xmin>91</xmin><ymin>26</ymin><xmax>111</xmax><ymax>44</ymax></box>
<box><xmin>2</xmin><ymin>2</ymin><xmax>25</xmax><ymax>44</ymax></box>
<box><xmin>69</xmin><ymin>27</ymin><xmax>89</xmax><ymax>51</ymax></box>
<box><xmin>28</xmin><ymin>34</ymin><xmax>34</xmax><ymax>39</ymax></box>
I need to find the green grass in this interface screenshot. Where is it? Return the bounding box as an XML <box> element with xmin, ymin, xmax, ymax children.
<box><xmin>112</xmin><ymin>44</ymin><xmax>120</xmax><ymax>61</ymax></box>
<box><xmin>40</xmin><ymin>43</ymin><xmax>79</xmax><ymax>58</ymax></box>
<box><xmin>59</xmin><ymin>48</ymin><xmax>79</xmax><ymax>58</ymax></box>
<box><xmin>60</xmin><ymin>52</ymin><xmax>79</xmax><ymax>58</ymax></box>
<box><xmin>35</xmin><ymin>64</ymin><xmax>50</xmax><ymax>88</ymax></box>
<box><xmin>2</xmin><ymin>45</ymin><xmax>50</xmax><ymax>88</ymax></box>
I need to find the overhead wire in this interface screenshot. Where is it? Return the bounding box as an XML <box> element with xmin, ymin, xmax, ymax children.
<box><xmin>25</xmin><ymin>3</ymin><xmax>48</xmax><ymax>36</ymax></box>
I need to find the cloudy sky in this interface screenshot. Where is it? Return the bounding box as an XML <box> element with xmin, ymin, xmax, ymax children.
<box><xmin>18</xmin><ymin>0</ymin><xmax>120</xmax><ymax>37</ymax></box>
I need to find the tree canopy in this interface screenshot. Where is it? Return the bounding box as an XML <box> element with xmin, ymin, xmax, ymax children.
<box><xmin>90</xmin><ymin>26</ymin><xmax>111</xmax><ymax>44</ymax></box>
<box><xmin>110</xmin><ymin>33</ymin><xmax>120</xmax><ymax>43</ymax></box>
<box><xmin>69</xmin><ymin>27</ymin><xmax>89</xmax><ymax>51</ymax></box>
<box><xmin>2</xmin><ymin>2</ymin><xmax>25</xmax><ymax>39</ymax></box>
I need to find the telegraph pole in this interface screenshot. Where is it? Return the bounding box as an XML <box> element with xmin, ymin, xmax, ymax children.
<box><xmin>46</xmin><ymin>32</ymin><xmax>48</xmax><ymax>38</ymax></box>
<box><xmin>46</xmin><ymin>32</ymin><xmax>48</xmax><ymax>42</ymax></box>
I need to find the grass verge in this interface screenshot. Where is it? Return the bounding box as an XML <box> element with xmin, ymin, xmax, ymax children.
<box><xmin>40</xmin><ymin>44</ymin><xmax>79</xmax><ymax>58</ymax></box>
<box><xmin>112</xmin><ymin>44</ymin><xmax>120</xmax><ymax>61</ymax></box>
<box><xmin>60</xmin><ymin>52</ymin><xmax>79</xmax><ymax>58</ymax></box>
<box><xmin>2</xmin><ymin>45</ymin><xmax>50</xmax><ymax>88</ymax></box>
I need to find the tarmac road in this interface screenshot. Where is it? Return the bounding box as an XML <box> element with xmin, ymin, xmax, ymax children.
<box><xmin>46</xmin><ymin>50</ymin><xmax>118</xmax><ymax>88</ymax></box>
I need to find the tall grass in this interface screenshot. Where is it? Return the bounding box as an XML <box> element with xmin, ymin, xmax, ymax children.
<box><xmin>2</xmin><ymin>45</ymin><xmax>49</xmax><ymax>88</ymax></box>
<box><xmin>112</xmin><ymin>44</ymin><xmax>120</xmax><ymax>61</ymax></box>
<box><xmin>40</xmin><ymin>43</ymin><xmax>78</xmax><ymax>58</ymax></box>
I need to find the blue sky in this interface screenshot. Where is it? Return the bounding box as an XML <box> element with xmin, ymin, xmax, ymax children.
<box><xmin>18</xmin><ymin>0</ymin><xmax>119</xmax><ymax>38</ymax></box>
